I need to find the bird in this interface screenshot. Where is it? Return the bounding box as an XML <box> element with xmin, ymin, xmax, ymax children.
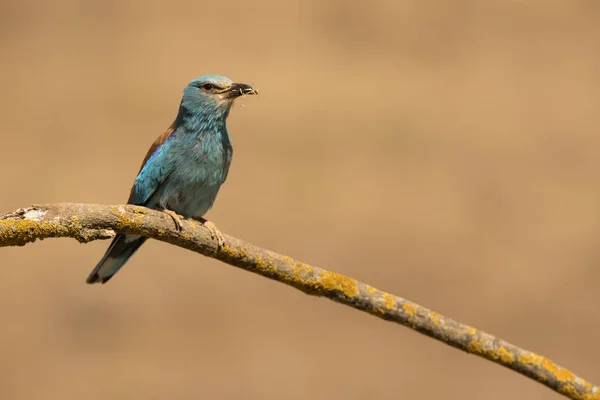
<box><xmin>86</xmin><ymin>75</ymin><xmax>258</xmax><ymax>284</ymax></box>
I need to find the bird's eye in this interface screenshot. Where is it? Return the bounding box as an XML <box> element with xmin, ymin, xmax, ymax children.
<box><xmin>201</xmin><ymin>83</ymin><xmax>214</xmax><ymax>91</ymax></box>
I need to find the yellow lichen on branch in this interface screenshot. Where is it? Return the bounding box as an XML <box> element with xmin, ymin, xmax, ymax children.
<box><xmin>0</xmin><ymin>203</ymin><xmax>598</xmax><ymax>400</ymax></box>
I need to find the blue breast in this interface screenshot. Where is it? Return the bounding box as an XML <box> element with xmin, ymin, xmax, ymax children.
<box><xmin>158</xmin><ymin>124</ymin><xmax>233</xmax><ymax>217</ymax></box>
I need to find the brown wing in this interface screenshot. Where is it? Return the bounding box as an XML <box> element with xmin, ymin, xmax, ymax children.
<box><xmin>127</xmin><ymin>124</ymin><xmax>176</xmax><ymax>203</ymax></box>
<box><xmin>137</xmin><ymin>124</ymin><xmax>176</xmax><ymax>173</ymax></box>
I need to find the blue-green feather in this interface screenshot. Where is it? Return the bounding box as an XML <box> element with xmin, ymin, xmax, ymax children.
<box><xmin>86</xmin><ymin>74</ymin><xmax>241</xmax><ymax>284</ymax></box>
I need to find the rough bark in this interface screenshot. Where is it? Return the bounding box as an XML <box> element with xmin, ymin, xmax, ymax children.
<box><xmin>0</xmin><ymin>203</ymin><xmax>598</xmax><ymax>400</ymax></box>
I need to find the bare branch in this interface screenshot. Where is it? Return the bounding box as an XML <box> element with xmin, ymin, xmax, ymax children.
<box><xmin>0</xmin><ymin>203</ymin><xmax>598</xmax><ymax>400</ymax></box>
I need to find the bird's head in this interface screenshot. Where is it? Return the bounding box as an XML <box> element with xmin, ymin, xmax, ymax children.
<box><xmin>181</xmin><ymin>75</ymin><xmax>258</xmax><ymax>116</ymax></box>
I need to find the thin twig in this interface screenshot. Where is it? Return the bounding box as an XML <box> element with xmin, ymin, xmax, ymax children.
<box><xmin>0</xmin><ymin>203</ymin><xmax>597</xmax><ymax>400</ymax></box>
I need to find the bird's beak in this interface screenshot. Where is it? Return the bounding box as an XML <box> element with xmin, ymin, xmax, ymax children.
<box><xmin>227</xmin><ymin>83</ymin><xmax>258</xmax><ymax>98</ymax></box>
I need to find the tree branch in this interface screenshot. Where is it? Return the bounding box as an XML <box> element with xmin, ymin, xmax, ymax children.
<box><xmin>0</xmin><ymin>203</ymin><xmax>597</xmax><ymax>400</ymax></box>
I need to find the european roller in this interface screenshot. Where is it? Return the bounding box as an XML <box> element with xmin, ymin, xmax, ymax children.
<box><xmin>86</xmin><ymin>75</ymin><xmax>258</xmax><ymax>284</ymax></box>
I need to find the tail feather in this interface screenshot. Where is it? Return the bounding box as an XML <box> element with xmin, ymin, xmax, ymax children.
<box><xmin>86</xmin><ymin>234</ymin><xmax>147</xmax><ymax>284</ymax></box>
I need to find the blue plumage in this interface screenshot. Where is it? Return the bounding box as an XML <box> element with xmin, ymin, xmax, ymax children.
<box><xmin>86</xmin><ymin>75</ymin><xmax>258</xmax><ymax>284</ymax></box>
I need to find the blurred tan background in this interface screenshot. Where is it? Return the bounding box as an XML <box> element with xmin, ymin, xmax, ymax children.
<box><xmin>1</xmin><ymin>0</ymin><xmax>599</xmax><ymax>399</ymax></box>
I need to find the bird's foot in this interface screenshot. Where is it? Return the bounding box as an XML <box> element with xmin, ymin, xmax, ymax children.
<box><xmin>196</xmin><ymin>217</ymin><xmax>225</xmax><ymax>249</ymax></box>
<box><xmin>162</xmin><ymin>209</ymin><xmax>184</xmax><ymax>232</ymax></box>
